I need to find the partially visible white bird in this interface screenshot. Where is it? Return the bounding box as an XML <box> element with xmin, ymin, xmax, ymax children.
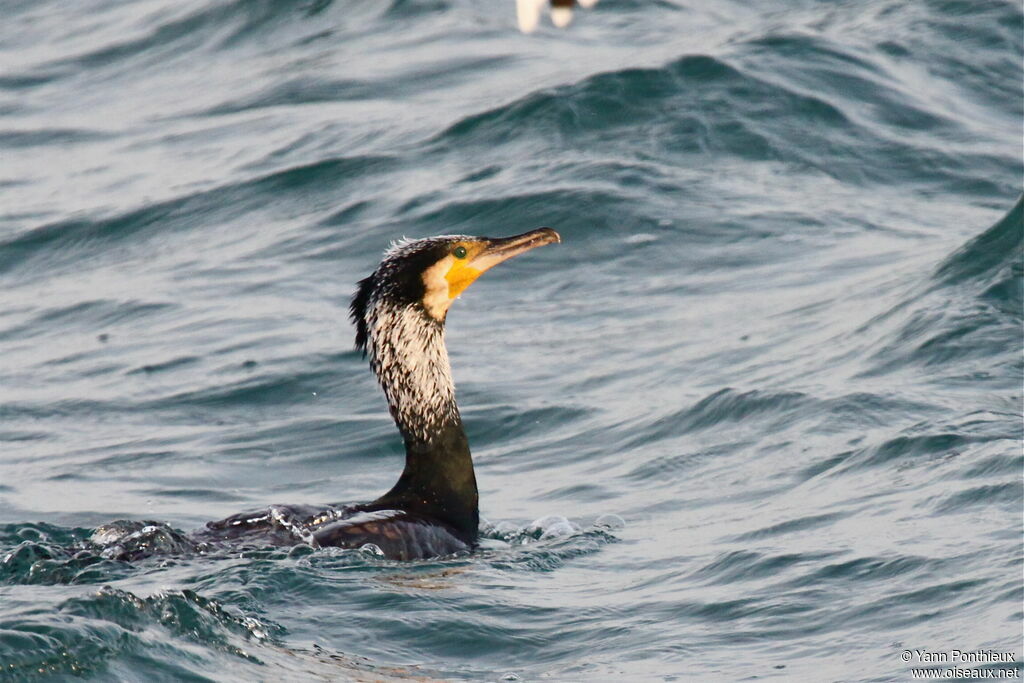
<box><xmin>517</xmin><ymin>0</ymin><xmax>600</xmax><ymax>33</ymax></box>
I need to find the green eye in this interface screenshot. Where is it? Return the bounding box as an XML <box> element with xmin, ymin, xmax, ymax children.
<box><xmin>453</xmin><ymin>246</ymin><xmax>468</xmax><ymax>259</ymax></box>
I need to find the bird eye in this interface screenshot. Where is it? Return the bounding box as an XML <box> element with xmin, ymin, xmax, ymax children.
<box><xmin>453</xmin><ymin>246</ymin><xmax>468</xmax><ymax>259</ymax></box>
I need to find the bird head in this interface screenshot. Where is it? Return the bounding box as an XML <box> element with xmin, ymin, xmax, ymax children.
<box><xmin>350</xmin><ymin>228</ymin><xmax>560</xmax><ymax>353</ymax></box>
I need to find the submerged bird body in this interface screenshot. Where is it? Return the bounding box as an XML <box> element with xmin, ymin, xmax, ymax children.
<box><xmin>199</xmin><ymin>228</ymin><xmax>560</xmax><ymax>560</ymax></box>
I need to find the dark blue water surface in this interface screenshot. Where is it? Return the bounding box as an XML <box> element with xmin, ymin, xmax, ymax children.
<box><xmin>1</xmin><ymin>1</ymin><xmax>1022</xmax><ymax>680</ymax></box>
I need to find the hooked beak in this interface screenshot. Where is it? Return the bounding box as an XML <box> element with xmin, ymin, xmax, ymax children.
<box><xmin>469</xmin><ymin>227</ymin><xmax>561</xmax><ymax>273</ymax></box>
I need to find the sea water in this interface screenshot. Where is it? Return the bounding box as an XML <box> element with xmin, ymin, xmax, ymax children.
<box><xmin>1</xmin><ymin>1</ymin><xmax>1021</xmax><ymax>680</ymax></box>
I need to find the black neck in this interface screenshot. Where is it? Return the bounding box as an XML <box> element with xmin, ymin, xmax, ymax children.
<box><xmin>374</xmin><ymin>417</ymin><xmax>479</xmax><ymax>541</ymax></box>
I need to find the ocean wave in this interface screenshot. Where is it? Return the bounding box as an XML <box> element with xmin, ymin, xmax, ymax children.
<box><xmin>858</xmin><ymin>198</ymin><xmax>1023</xmax><ymax>381</ymax></box>
<box><xmin>0</xmin><ymin>153</ymin><xmax>394</xmax><ymax>282</ymax></box>
<box><xmin>0</xmin><ymin>584</ymin><xmax>279</xmax><ymax>678</ymax></box>
<box><xmin>431</xmin><ymin>54</ymin><xmax>849</xmax><ymax>162</ymax></box>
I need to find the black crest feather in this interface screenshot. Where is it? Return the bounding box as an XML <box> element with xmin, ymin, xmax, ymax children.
<box><xmin>349</xmin><ymin>235</ymin><xmax>473</xmax><ymax>356</ymax></box>
<box><xmin>350</xmin><ymin>273</ymin><xmax>375</xmax><ymax>355</ymax></box>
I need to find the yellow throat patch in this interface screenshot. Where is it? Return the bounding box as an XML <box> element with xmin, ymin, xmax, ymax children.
<box><xmin>421</xmin><ymin>241</ymin><xmax>486</xmax><ymax>320</ymax></box>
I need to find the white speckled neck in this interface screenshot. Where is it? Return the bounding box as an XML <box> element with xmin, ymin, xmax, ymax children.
<box><xmin>364</xmin><ymin>297</ymin><xmax>459</xmax><ymax>444</ymax></box>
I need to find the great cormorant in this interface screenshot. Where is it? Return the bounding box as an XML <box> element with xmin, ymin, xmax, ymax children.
<box><xmin>200</xmin><ymin>228</ymin><xmax>561</xmax><ymax>560</ymax></box>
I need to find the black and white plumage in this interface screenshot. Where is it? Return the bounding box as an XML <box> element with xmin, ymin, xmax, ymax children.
<box><xmin>200</xmin><ymin>228</ymin><xmax>560</xmax><ymax>560</ymax></box>
<box><xmin>350</xmin><ymin>236</ymin><xmax>465</xmax><ymax>445</ymax></box>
